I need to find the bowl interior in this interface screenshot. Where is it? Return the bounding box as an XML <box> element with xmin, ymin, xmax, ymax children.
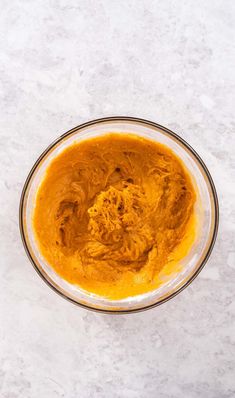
<box><xmin>20</xmin><ymin>118</ymin><xmax>218</xmax><ymax>312</ymax></box>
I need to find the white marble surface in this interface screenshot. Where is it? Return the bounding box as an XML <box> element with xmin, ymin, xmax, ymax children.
<box><xmin>0</xmin><ymin>1</ymin><xmax>235</xmax><ymax>397</ymax></box>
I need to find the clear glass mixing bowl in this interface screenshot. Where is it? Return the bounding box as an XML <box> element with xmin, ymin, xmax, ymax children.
<box><xmin>19</xmin><ymin>117</ymin><xmax>219</xmax><ymax>313</ymax></box>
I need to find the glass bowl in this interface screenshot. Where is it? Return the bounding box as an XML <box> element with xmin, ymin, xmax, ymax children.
<box><xmin>19</xmin><ymin>117</ymin><xmax>219</xmax><ymax>313</ymax></box>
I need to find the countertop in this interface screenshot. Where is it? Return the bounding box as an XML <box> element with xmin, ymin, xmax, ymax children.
<box><xmin>0</xmin><ymin>1</ymin><xmax>235</xmax><ymax>397</ymax></box>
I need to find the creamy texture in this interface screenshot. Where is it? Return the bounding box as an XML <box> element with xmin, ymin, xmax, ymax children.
<box><xmin>33</xmin><ymin>134</ymin><xmax>196</xmax><ymax>299</ymax></box>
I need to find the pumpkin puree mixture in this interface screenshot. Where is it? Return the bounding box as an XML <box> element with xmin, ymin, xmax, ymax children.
<box><xmin>34</xmin><ymin>134</ymin><xmax>196</xmax><ymax>299</ymax></box>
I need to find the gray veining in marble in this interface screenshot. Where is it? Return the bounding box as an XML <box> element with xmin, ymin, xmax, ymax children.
<box><xmin>0</xmin><ymin>1</ymin><xmax>235</xmax><ymax>397</ymax></box>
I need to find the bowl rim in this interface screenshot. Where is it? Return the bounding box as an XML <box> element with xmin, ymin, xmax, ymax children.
<box><xmin>19</xmin><ymin>116</ymin><xmax>219</xmax><ymax>314</ymax></box>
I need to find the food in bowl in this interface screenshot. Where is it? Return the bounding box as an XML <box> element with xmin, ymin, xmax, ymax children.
<box><xmin>33</xmin><ymin>133</ymin><xmax>196</xmax><ymax>299</ymax></box>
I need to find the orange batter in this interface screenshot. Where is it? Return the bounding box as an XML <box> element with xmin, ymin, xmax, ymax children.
<box><xmin>33</xmin><ymin>134</ymin><xmax>196</xmax><ymax>299</ymax></box>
